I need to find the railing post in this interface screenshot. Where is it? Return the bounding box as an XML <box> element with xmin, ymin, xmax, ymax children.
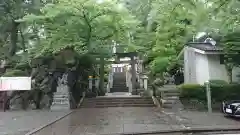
<box><xmin>128</xmin><ymin>71</ymin><xmax>132</xmax><ymax>93</ymax></box>
<box><xmin>110</xmin><ymin>71</ymin><xmax>113</xmax><ymax>88</ymax></box>
<box><xmin>205</xmin><ymin>81</ymin><xmax>212</xmax><ymax>113</ymax></box>
<box><xmin>88</xmin><ymin>76</ymin><xmax>93</xmax><ymax>91</ymax></box>
<box><xmin>107</xmin><ymin>70</ymin><xmax>113</xmax><ymax>93</ymax></box>
<box><xmin>142</xmin><ymin>75</ymin><xmax>148</xmax><ymax>91</ymax></box>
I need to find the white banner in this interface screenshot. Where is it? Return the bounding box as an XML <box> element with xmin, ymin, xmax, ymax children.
<box><xmin>0</xmin><ymin>77</ymin><xmax>31</xmax><ymax>91</ymax></box>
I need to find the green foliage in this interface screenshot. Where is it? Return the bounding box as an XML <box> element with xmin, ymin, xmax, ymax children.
<box><xmin>3</xmin><ymin>69</ymin><xmax>28</xmax><ymax>77</ymax></box>
<box><xmin>221</xmin><ymin>30</ymin><xmax>240</xmax><ymax>67</ymax></box>
<box><xmin>150</xmin><ymin>57</ymin><xmax>170</xmax><ymax>74</ymax></box>
<box><xmin>178</xmin><ymin>84</ymin><xmax>206</xmax><ymax>101</ymax></box>
<box><xmin>15</xmin><ymin>61</ymin><xmax>30</xmax><ymax>70</ymax></box>
<box><xmin>179</xmin><ymin>83</ymin><xmax>240</xmax><ymax>102</ymax></box>
<box><xmin>209</xmin><ymin>79</ymin><xmax>228</xmax><ymax>86</ymax></box>
<box><xmin>124</xmin><ymin>0</ymin><xmax>240</xmax><ymax>77</ymax></box>
<box><xmin>18</xmin><ymin>0</ymin><xmax>138</xmax><ymax>57</ymax></box>
<box><xmin>141</xmin><ymin>90</ymin><xmax>153</xmax><ymax>97</ymax></box>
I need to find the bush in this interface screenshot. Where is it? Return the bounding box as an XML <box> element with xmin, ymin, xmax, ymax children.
<box><xmin>209</xmin><ymin>79</ymin><xmax>228</xmax><ymax>86</ymax></box>
<box><xmin>178</xmin><ymin>84</ymin><xmax>206</xmax><ymax>101</ymax></box>
<box><xmin>3</xmin><ymin>69</ymin><xmax>28</xmax><ymax>77</ymax></box>
<box><xmin>141</xmin><ymin>90</ymin><xmax>153</xmax><ymax>97</ymax></box>
<box><xmin>179</xmin><ymin>83</ymin><xmax>240</xmax><ymax>102</ymax></box>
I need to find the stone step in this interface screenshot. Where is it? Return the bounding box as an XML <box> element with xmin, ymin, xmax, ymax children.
<box><xmin>160</xmin><ymin>98</ymin><xmax>182</xmax><ymax>109</ymax></box>
<box><xmin>81</xmin><ymin>104</ymin><xmax>155</xmax><ymax>108</ymax></box>
<box><xmin>158</xmin><ymin>86</ymin><xmax>181</xmax><ymax>109</ymax></box>
<box><xmin>51</xmin><ymin>104</ymin><xmax>70</xmax><ymax>110</ymax></box>
<box><xmin>112</xmin><ymin>87</ymin><xmax>127</xmax><ymax>89</ymax></box>
<box><xmin>53</xmin><ymin>92</ymin><xmax>69</xmax><ymax>96</ymax></box>
<box><xmin>51</xmin><ymin>91</ymin><xmax>70</xmax><ymax>110</ymax></box>
<box><xmin>82</xmin><ymin>101</ymin><xmax>154</xmax><ymax>105</ymax></box>
<box><xmin>84</xmin><ymin>97</ymin><xmax>152</xmax><ymax>101</ymax></box>
<box><xmin>112</xmin><ymin>85</ymin><xmax>127</xmax><ymax>87</ymax></box>
<box><xmin>80</xmin><ymin>97</ymin><xmax>155</xmax><ymax>108</ymax></box>
<box><xmin>53</xmin><ymin>94</ymin><xmax>69</xmax><ymax>98</ymax></box>
<box><xmin>112</xmin><ymin>86</ymin><xmax>128</xmax><ymax>90</ymax></box>
<box><xmin>82</xmin><ymin>103</ymin><xmax>154</xmax><ymax>107</ymax></box>
<box><xmin>52</xmin><ymin>98</ymin><xmax>69</xmax><ymax>103</ymax></box>
<box><xmin>83</xmin><ymin>100</ymin><xmax>153</xmax><ymax>104</ymax></box>
<box><xmin>110</xmin><ymin>90</ymin><xmax>129</xmax><ymax>92</ymax></box>
<box><xmin>113</xmin><ymin>81</ymin><xmax>125</xmax><ymax>83</ymax></box>
<box><xmin>112</xmin><ymin>82</ymin><xmax>126</xmax><ymax>84</ymax></box>
<box><xmin>89</xmin><ymin>97</ymin><xmax>150</xmax><ymax>99</ymax></box>
<box><xmin>162</xmin><ymin>96</ymin><xmax>179</xmax><ymax>100</ymax></box>
<box><xmin>110</xmin><ymin>87</ymin><xmax>128</xmax><ymax>89</ymax></box>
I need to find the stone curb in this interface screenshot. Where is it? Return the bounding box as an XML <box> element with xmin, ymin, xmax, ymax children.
<box><xmin>24</xmin><ymin>110</ymin><xmax>75</xmax><ymax>135</ymax></box>
<box><xmin>121</xmin><ymin>126</ymin><xmax>240</xmax><ymax>135</ymax></box>
<box><xmin>152</xmin><ymin>96</ymin><xmax>161</xmax><ymax>108</ymax></box>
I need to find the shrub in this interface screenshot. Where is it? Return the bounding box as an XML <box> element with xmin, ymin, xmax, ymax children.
<box><xmin>209</xmin><ymin>79</ymin><xmax>228</xmax><ymax>87</ymax></box>
<box><xmin>3</xmin><ymin>69</ymin><xmax>28</xmax><ymax>77</ymax></box>
<box><xmin>179</xmin><ymin>83</ymin><xmax>240</xmax><ymax>102</ymax></box>
<box><xmin>141</xmin><ymin>90</ymin><xmax>153</xmax><ymax>97</ymax></box>
<box><xmin>178</xmin><ymin>84</ymin><xmax>206</xmax><ymax>101</ymax></box>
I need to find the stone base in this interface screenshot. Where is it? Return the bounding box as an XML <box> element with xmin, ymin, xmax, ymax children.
<box><xmin>131</xmin><ymin>90</ymin><xmax>138</xmax><ymax>95</ymax></box>
<box><xmin>50</xmin><ymin>93</ymin><xmax>70</xmax><ymax>110</ymax></box>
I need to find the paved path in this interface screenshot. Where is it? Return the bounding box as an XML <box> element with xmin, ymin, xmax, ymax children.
<box><xmin>162</xmin><ymin>109</ymin><xmax>240</xmax><ymax>129</ymax></box>
<box><xmin>1</xmin><ymin>108</ymin><xmax>240</xmax><ymax>135</ymax></box>
<box><xmin>31</xmin><ymin>107</ymin><xmax>181</xmax><ymax>135</ymax></box>
<box><xmin>0</xmin><ymin>110</ymin><xmax>71</xmax><ymax>135</ymax></box>
<box><xmin>29</xmin><ymin>107</ymin><xmax>240</xmax><ymax>135</ymax></box>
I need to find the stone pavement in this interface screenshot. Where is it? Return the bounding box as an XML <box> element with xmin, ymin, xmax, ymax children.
<box><xmin>162</xmin><ymin>109</ymin><xmax>240</xmax><ymax>129</ymax></box>
<box><xmin>0</xmin><ymin>110</ymin><xmax>71</xmax><ymax>135</ymax></box>
<box><xmin>29</xmin><ymin>107</ymin><xmax>240</xmax><ymax>135</ymax></box>
<box><xmin>30</xmin><ymin>107</ymin><xmax>181</xmax><ymax>135</ymax></box>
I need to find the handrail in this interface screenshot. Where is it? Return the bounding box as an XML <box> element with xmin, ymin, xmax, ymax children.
<box><xmin>109</xmin><ymin>69</ymin><xmax>113</xmax><ymax>88</ymax></box>
<box><xmin>127</xmin><ymin>70</ymin><xmax>132</xmax><ymax>93</ymax></box>
<box><xmin>77</xmin><ymin>92</ymin><xmax>85</xmax><ymax>108</ymax></box>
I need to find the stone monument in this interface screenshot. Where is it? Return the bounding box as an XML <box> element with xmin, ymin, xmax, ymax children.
<box><xmin>51</xmin><ymin>73</ymin><xmax>70</xmax><ymax>110</ymax></box>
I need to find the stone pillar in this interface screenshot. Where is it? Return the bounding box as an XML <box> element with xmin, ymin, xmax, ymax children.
<box><xmin>131</xmin><ymin>56</ymin><xmax>137</xmax><ymax>95</ymax></box>
<box><xmin>95</xmin><ymin>77</ymin><xmax>99</xmax><ymax>89</ymax></box>
<box><xmin>142</xmin><ymin>75</ymin><xmax>148</xmax><ymax>90</ymax></box>
<box><xmin>88</xmin><ymin>76</ymin><xmax>93</xmax><ymax>91</ymax></box>
<box><xmin>140</xmin><ymin>76</ymin><xmax>144</xmax><ymax>88</ymax></box>
<box><xmin>125</xmin><ymin>66</ymin><xmax>128</xmax><ymax>87</ymax></box>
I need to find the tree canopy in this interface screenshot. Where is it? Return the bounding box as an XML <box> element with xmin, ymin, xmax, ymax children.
<box><xmin>121</xmin><ymin>0</ymin><xmax>240</xmax><ymax>76</ymax></box>
<box><xmin>1</xmin><ymin>0</ymin><xmax>240</xmax><ymax>77</ymax></box>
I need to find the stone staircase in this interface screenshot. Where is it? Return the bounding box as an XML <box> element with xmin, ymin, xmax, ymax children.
<box><xmin>110</xmin><ymin>72</ymin><xmax>128</xmax><ymax>93</ymax></box>
<box><xmin>159</xmin><ymin>85</ymin><xmax>183</xmax><ymax>109</ymax></box>
<box><xmin>80</xmin><ymin>97</ymin><xmax>155</xmax><ymax>108</ymax></box>
<box><xmin>51</xmin><ymin>85</ymin><xmax>70</xmax><ymax>110</ymax></box>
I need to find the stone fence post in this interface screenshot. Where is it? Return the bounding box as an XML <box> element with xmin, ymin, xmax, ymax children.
<box><xmin>88</xmin><ymin>76</ymin><xmax>93</xmax><ymax>91</ymax></box>
<box><xmin>142</xmin><ymin>75</ymin><xmax>148</xmax><ymax>90</ymax></box>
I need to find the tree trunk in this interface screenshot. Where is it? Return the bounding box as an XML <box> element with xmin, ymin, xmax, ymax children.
<box><xmin>9</xmin><ymin>20</ymin><xmax>19</xmax><ymax>56</ymax></box>
<box><xmin>99</xmin><ymin>54</ymin><xmax>105</xmax><ymax>93</ymax></box>
<box><xmin>225</xmin><ymin>64</ymin><xmax>233</xmax><ymax>83</ymax></box>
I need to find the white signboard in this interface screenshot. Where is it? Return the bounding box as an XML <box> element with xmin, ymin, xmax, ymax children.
<box><xmin>0</xmin><ymin>77</ymin><xmax>31</xmax><ymax>91</ymax></box>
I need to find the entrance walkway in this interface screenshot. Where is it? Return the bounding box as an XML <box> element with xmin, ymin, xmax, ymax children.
<box><xmin>29</xmin><ymin>107</ymin><xmax>179</xmax><ymax>135</ymax></box>
<box><xmin>27</xmin><ymin>107</ymin><xmax>240</xmax><ymax>135</ymax></box>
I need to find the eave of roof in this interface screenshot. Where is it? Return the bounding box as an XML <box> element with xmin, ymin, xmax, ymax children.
<box><xmin>187</xmin><ymin>42</ymin><xmax>223</xmax><ymax>52</ymax></box>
